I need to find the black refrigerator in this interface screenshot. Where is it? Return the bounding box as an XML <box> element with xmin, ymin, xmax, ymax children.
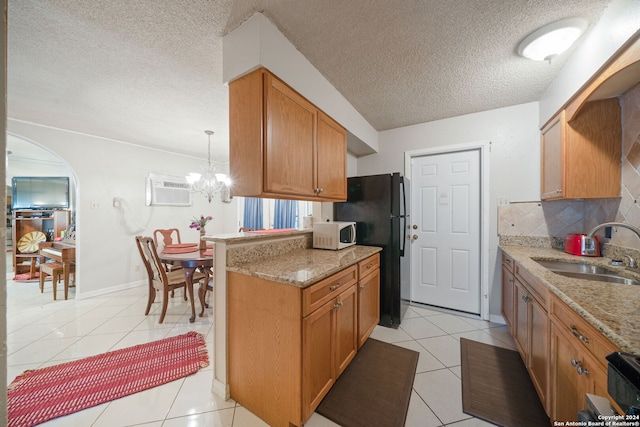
<box><xmin>334</xmin><ymin>173</ymin><xmax>410</xmax><ymax>328</ymax></box>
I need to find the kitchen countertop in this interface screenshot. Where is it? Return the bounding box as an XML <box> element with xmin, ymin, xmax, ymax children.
<box><xmin>500</xmin><ymin>245</ymin><xmax>640</xmax><ymax>354</ymax></box>
<box><xmin>204</xmin><ymin>228</ymin><xmax>310</xmax><ymax>244</ymax></box>
<box><xmin>227</xmin><ymin>245</ymin><xmax>382</xmax><ymax>288</ymax></box>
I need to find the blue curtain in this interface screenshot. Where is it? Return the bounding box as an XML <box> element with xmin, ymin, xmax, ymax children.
<box><xmin>243</xmin><ymin>197</ymin><xmax>263</xmax><ymax>230</ymax></box>
<box><xmin>274</xmin><ymin>199</ymin><xmax>298</xmax><ymax>229</ymax></box>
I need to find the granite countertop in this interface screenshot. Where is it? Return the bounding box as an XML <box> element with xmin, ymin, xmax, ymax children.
<box><xmin>227</xmin><ymin>245</ymin><xmax>382</xmax><ymax>288</ymax></box>
<box><xmin>500</xmin><ymin>245</ymin><xmax>640</xmax><ymax>354</ymax></box>
<box><xmin>203</xmin><ymin>229</ymin><xmax>310</xmax><ymax>244</ymax></box>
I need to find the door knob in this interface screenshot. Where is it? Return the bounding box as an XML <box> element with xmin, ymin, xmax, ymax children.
<box><xmin>412</xmin><ymin>225</ymin><xmax>418</xmax><ymax>229</ymax></box>
<box><xmin>412</xmin><ymin>235</ymin><xmax>418</xmax><ymax>240</ymax></box>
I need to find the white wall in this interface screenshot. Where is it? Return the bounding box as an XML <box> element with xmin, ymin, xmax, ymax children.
<box><xmin>8</xmin><ymin>119</ymin><xmax>238</xmax><ymax>297</ymax></box>
<box><xmin>357</xmin><ymin>102</ymin><xmax>541</xmax><ymax>317</ymax></box>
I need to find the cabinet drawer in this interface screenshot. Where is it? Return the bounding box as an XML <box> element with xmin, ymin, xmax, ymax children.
<box><xmin>303</xmin><ymin>265</ymin><xmax>357</xmax><ymax>317</ymax></box>
<box><xmin>358</xmin><ymin>254</ymin><xmax>380</xmax><ymax>278</ymax></box>
<box><xmin>515</xmin><ymin>264</ymin><xmax>547</xmax><ymax>306</ymax></box>
<box><xmin>502</xmin><ymin>253</ymin><xmax>514</xmax><ymax>273</ymax></box>
<box><xmin>550</xmin><ymin>297</ymin><xmax>618</xmax><ymax>364</ymax></box>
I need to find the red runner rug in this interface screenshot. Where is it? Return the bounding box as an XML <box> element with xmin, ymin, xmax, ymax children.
<box><xmin>7</xmin><ymin>331</ymin><xmax>209</xmax><ymax>427</ymax></box>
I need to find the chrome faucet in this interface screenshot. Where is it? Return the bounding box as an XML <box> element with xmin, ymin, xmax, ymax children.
<box><xmin>585</xmin><ymin>222</ymin><xmax>640</xmax><ymax>260</ymax></box>
<box><xmin>587</xmin><ymin>222</ymin><xmax>640</xmax><ymax>240</ymax></box>
<box><xmin>625</xmin><ymin>255</ymin><xmax>637</xmax><ymax>269</ymax></box>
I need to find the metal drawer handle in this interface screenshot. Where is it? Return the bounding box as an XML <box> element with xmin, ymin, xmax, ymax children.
<box><xmin>333</xmin><ymin>301</ymin><xmax>343</xmax><ymax>309</ymax></box>
<box><xmin>521</xmin><ymin>295</ymin><xmax>530</xmax><ymax>303</ymax></box>
<box><xmin>330</xmin><ymin>282</ymin><xmax>341</xmax><ymax>291</ymax></box>
<box><xmin>571</xmin><ymin>358</ymin><xmax>590</xmax><ymax>376</ymax></box>
<box><xmin>570</xmin><ymin>325</ymin><xmax>590</xmax><ymax>344</ymax></box>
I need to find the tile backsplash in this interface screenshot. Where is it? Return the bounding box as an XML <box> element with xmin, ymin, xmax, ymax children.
<box><xmin>498</xmin><ymin>82</ymin><xmax>640</xmax><ymax>252</ymax></box>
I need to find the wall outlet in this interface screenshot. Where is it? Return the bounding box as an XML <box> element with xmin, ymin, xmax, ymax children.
<box><xmin>605</xmin><ymin>226</ymin><xmax>612</xmax><ymax>238</ymax></box>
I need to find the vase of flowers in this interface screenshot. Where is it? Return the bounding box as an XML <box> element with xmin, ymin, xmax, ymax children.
<box><xmin>190</xmin><ymin>215</ymin><xmax>212</xmax><ymax>250</ymax></box>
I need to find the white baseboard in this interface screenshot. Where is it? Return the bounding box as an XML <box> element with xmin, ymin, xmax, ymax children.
<box><xmin>76</xmin><ymin>280</ymin><xmax>146</xmax><ymax>299</ymax></box>
<box><xmin>489</xmin><ymin>313</ymin><xmax>506</xmax><ymax>325</ymax></box>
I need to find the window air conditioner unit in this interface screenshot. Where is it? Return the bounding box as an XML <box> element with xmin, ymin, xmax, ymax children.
<box><xmin>145</xmin><ymin>173</ymin><xmax>193</xmax><ymax>206</ymax></box>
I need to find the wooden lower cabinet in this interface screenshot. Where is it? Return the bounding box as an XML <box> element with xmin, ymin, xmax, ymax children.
<box><xmin>357</xmin><ymin>254</ymin><xmax>380</xmax><ymax>348</ymax></box>
<box><xmin>501</xmin><ymin>255</ymin><xmax>515</xmax><ymax>332</ymax></box>
<box><xmin>510</xmin><ymin>264</ymin><xmax>549</xmax><ymax>412</ymax></box>
<box><xmin>549</xmin><ymin>294</ymin><xmax>619</xmax><ymax>421</ymax></box>
<box><xmin>513</xmin><ymin>278</ymin><xmax>529</xmax><ymax>356</ymax></box>
<box><xmin>501</xmin><ymin>252</ymin><xmax>624</xmax><ymax>422</ymax></box>
<box><xmin>303</xmin><ymin>283</ymin><xmax>357</xmax><ymax>416</ymax></box>
<box><xmin>228</xmin><ymin>265</ymin><xmax>359</xmax><ymax>427</ymax></box>
<box><xmin>550</xmin><ymin>321</ymin><xmax>609</xmax><ymax>422</ymax></box>
<box><xmin>529</xmin><ymin>294</ymin><xmax>549</xmax><ymax>410</ymax></box>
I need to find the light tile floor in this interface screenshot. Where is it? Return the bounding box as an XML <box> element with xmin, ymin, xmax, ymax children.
<box><xmin>6</xmin><ymin>271</ymin><xmax>516</xmax><ymax>426</ymax></box>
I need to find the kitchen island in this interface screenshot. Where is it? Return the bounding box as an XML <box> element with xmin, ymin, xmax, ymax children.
<box><xmin>203</xmin><ymin>229</ymin><xmax>381</xmax><ymax>426</ymax></box>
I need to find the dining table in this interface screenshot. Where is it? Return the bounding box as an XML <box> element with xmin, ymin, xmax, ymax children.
<box><xmin>159</xmin><ymin>246</ymin><xmax>213</xmax><ymax>323</ymax></box>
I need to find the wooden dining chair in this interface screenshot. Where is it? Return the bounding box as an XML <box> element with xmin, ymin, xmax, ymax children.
<box><xmin>199</xmin><ymin>267</ymin><xmax>214</xmax><ymax>317</ymax></box>
<box><xmin>135</xmin><ymin>236</ymin><xmax>205</xmax><ymax>323</ymax></box>
<box><xmin>152</xmin><ymin>228</ymin><xmax>183</xmax><ymax>297</ymax></box>
<box><xmin>153</xmin><ymin>228</ymin><xmax>182</xmax><ymax>250</ymax></box>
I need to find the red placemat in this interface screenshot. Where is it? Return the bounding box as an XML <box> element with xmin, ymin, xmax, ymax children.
<box><xmin>165</xmin><ymin>243</ymin><xmax>197</xmax><ymax>249</ymax></box>
<box><xmin>162</xmin><ymin>247</ymin><xmax>199</xmax><ymax>254</ymax></box>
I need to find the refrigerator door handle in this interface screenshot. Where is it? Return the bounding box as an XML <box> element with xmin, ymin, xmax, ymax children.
<box><xmin>400</xmin><ymin>177</ymin><xmax>407</xmax><ymax>257</ymax></box>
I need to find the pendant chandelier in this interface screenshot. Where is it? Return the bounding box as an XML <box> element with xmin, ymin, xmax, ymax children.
<box><xmin>186</xmin><ymin>130</ymin><xmax>232</xmax><ymax>203</ymax></box>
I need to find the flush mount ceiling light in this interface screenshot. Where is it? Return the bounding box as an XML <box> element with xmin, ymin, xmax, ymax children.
<box><xmin>186</xmin><ymin>130</ymin><xmax>232</xmax><ymax>203</ymax></box>
<box><xmin>518</xmin><ymin>18</ymin><xmax>587</xmax><ymax>62</ymax></box>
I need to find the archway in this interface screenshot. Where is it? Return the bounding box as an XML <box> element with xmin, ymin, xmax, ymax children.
<box><xmin>6</xmin><ymin>133</ymin><xmax>78</xmax><ymax>289</ymax></box>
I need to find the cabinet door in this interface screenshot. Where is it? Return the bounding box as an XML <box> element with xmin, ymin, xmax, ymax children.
<box><xmin>357</xmin><ymin>268</ymin><xmax>380</xmax><ymax>348</ymax></box>
<box><xmin>587</xmin><ymin>360</ymin><xmax>608</xmax><ymax>397</ymax></box>
<box><xmin>501</xmin><ymin>264</ymin><xmax>515</xmax><ymax>332</ymax></box>
<box><xmin>335</xmin><ymin>284</ymin><xmax>358</xmax><ymax>376</ymax></box>
<box><xmin>529</xmin><ymin>296</ymin><xmax>549</xmax><ymax>411</ymax></box>
<box><xmin>551</xmin><ymin>322</ymin><xmax>586</xmax><ymax>422</ymax></box>
<box><xmin>264</xmin><ymin>73</ymin><xmax>317</xmax><ymax>198</ymax></box>
<box><xmin>303</xmin><ymin>298</ymin><xmax>335</xmax><ymax>419</ymax></box>
<box><xmin>541</xmin><ymin>113</ymin><xmax>564</xmax><ymax>200</ymax></box>
<box><xmin>316</xmin><ymin>111</ymin><xmax>347</xmax><ymax>201</ymax></box>
<box><xmin>514</xmin><ymin>279</ymin><xmax>529</xmax><ymax>358</ymax></box>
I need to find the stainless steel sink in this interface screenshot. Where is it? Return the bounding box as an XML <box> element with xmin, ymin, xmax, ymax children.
<box><xmin>535</xmin><ymin>260</ymin><xmax>640</xmax><ymax>286</ymax></box>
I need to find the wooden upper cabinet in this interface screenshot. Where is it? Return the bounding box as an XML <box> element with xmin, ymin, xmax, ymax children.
<box><xmin>264</xmin><ymin>73</ymin><xmax>317</xmax><ymax>198</ymax></box>
<box><xmin>540</xmin><ymin>114</ymin><xmax>564</xmax><ymax>199</ymax></box>
<box><xmin>540</xmin><ymin>34</ymin><xmax>640</xmax><ymax>201</ymax></box>
<box><xmin>229</xmin><ymin>67</ymin><xmax>347</xmax><ymax>202</ymax></box>
<box><xmin>316</xmin><ymin>111</ymin><xmax>347</xmax><ymax>200</ymax></box>
<box><xmin>541</xmin><ymin>99</ymin><xmax>621</xmax><ymax>200</ymax></box>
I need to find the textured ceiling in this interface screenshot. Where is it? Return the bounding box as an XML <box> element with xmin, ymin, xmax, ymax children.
<box><xmin>8</xmin><ymin>0</ymin><xmax>611</xmax><ymax>161</ymax></box>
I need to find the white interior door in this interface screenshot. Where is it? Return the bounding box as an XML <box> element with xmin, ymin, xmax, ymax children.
<box><xmin>410</xmin><ymin>149</ymin><xmax>480</xmax><ymax>314</ymax></box>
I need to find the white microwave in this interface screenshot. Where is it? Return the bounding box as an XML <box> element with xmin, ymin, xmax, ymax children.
<box><xmin>313</xmin><ymin>221</ymin><xmax>357</xmax><ymax>250</ymax></box>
